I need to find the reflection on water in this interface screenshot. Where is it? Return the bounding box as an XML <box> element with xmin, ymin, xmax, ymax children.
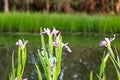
<box><xmin>0</xmin><ymin>33</ymin><xmax>120</xmax><ymax>80</ymax></box>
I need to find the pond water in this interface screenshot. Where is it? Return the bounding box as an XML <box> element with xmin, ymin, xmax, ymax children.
<box><xmin>0</xmin><ymin>33</ymin><xmax>120</xmax><ymax>80</ymax></box>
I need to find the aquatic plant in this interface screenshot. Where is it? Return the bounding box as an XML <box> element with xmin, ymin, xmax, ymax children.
<box><xmin>8</xmin><ymin>28</ymin><xmax>120</xmax><ymax>80</ymax></box>
<box><xmin>90</xmin><ymin>35</ymin><xmax>120</xmax><ymax>80</ymax></box>
<box><xmin>9</xmin><ymin>39</ymin><xmax>28</xmax><ymax>80</ymax></box>
<box><xmin>35</xmin><ymin>28</ymin><xmax>71</xmax><ymax>80</ymax></box>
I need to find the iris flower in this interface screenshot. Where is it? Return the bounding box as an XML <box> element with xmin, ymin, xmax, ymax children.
<box><xmin>41</xmin><ymin>28</ymin><xmax>72</xmax><ymax>53</ymax></box>
<box><xmin>100</xmin><ymin>34</ymin><xmax>115</xmax><ymax>47</ymax></box>
<box><xmin>53</xmin><ymin>33</ymin><xmax>61</xmax><ymax>47</ymax></box>
<box><xmin>53</xmin><ymin>41</ymin><xmax>60</xmax><ymax>47</ymax></box>
<box><xmin>40</xmin><ymin>27</ymin><xmax>59</xmax><ymax>36</ymax></box>
<box><xmin>53</xmin><ymin>41</ymin><xmax>72</xmax><ymax>52</ymax></box>
<box><xmin>16</xmin><ymin>39</ymin><xmax>28</xmax><ymax>49</ymax></box>
<box><xmin>43</xmin><ymin>28</ymin><xmax>51</xmax><ymax>35</ymax></box>
<box><xmin>51</xmin><ymin>27</ymin><xmax>59</xmax><ymax>36</ymax></box>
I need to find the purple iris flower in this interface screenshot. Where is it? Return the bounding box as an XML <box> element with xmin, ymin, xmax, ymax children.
<box><xmin>40</xmin><ymin>28</ymin><xmax>50</xmax><ymax>35</ymax></box>
<box><xmin>62</xmin><ymin>43</ymin><xmax>72</xmax><ymax>53</ymax></box>
<box><xmin>40</xmin><ymin>28</ymin><xmax>72</xmax><ymax>53</ymax></box>
<box><xmin>100</xmin><ymin>41</ymin><xmax>107</xmax><ymax>47</ymax></box>
<box><xmin>16</xmin><ymin>39</ymin><xmax>28</xmax><ymax>49</ymax></box>
<box><xmin>53</xmin><ymin>41</ymin><xmax>60</xmax><ymax>47</ymax></box>
<box><xmin>53</xmin><ymin>33</ymin><xmax>61</xmax><ymax>47</ymax></box>
<box><xmin>100</xmin><ymin>34</ymin><xmax>115</xmax><ymax>47</ymax></box>
<box><xmin>44</xmin><ymin>28</ymin><xmax>51</xmax><ymax>35</ymax></box>
<box><xmin>40</xmin><ymin>31</ymin><xmax>46</xmax><ymax>35</ymax></box>
<box><xmin>51</xmin><ymin>27</ymin><xmax>59</xmax><ymax>36</ymax></box>
<box><xmin>16</xmin><ymin>39</ymin><xmax>23</xmax><ymax>46</ymax></box>
<box><xmin>40</xmin><ymin>27</ymin><xmax>59</xmax><ymax>36</ymax></box>
<box><xmin>14</xmin><ymin>77</ymin><xmax>28</xmax><ymax>80</ymax></box>
<box><xmin>53</xmin><ymin>42</ymin><xmax>72</xmax><ymax>52</ymax></box>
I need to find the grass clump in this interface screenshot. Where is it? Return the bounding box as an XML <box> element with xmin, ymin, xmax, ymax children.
<box><xmin>0</xmin><ymin>12</ymin><xmax>120</xmax><ymax>34</ymax></box>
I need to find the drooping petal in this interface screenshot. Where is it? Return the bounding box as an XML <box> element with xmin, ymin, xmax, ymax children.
<box><xmin>65</xmin><ymin>45</ymin><xmax>72</xmax><ymax>53</ymax></box>
<box><xmin>40</xmin><ymin>31</ymin><xmax>46</xmax><ymax>35</ymax></box>
<box><xmin>100</xmin><ymin>41</ymin><xmax>107</xmax><ymax>47</ymax></box>
<box><xmin>53</xmin><ymin>41</ymin><xmax>60</xmax><ymax>47</ymax></box>
<box><xmin>100</xmin><ymin>35</ymin><xmax>115</xmax><ymax>47</ymax></box>
<box><xmin>63</xmin><ymin>43</ymin><xmax>72</xmax><ymax>52</ymax></box>
<box><xmin>53</xmin><ymin>33</ymin><xmax>61</xmax><ymax>47</ymax></box>
<box><xmin>62</xmin><ymin>43</ymin><xmax>68</xmax><ymax>47</ymax></box>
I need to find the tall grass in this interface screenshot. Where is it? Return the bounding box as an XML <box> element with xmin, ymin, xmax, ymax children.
<box><xmin>0</xmin><ymin>12</ymin><xmax>120</xmax><ymax>33</ymax></box>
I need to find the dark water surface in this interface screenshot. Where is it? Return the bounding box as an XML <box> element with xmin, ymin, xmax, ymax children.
<box><xmin>0</xmin><ymin>33</ymin><xmax>120</xmax><ymax>80</ymax></box>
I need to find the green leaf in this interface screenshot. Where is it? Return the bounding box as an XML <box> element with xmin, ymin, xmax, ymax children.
<box><xmin>116</xmin><ymin>69</ymin><xmax>120</xmax><ymax>80</ymax></box>
<box><xmin>99</xmin><ymin>53</ymin><xmax>107</xmax><ymax>77</ymax></box>
<box><xmin>49</xmin><ymin>34</ymin><xmax>53</xmax><ymax>56</ymax></box>
<box><xmin>38</xmin><ymin>49</ymin><xmax>49</xmax><ymax>80</ymax></box>
<box><xmin>54</xmin><ymin>35</ymin><xmax>62</xmax><ymax>79</ymax></box>
<box><xmin>90</xmin><ymin>70</ymin><xmax>93</xmax><ymax>80</ymax></box>
<box><xmin>12</xmin><ymin>52</ymin><xmax>15</xmax><ymax>78</ymax></box>
<box><xmin>35</xmin><ymin>63</ymin><xmax>43</xmax><ymax>80</ymax></box>
<box><xmin>99</xmin><ymin>61</ymin><xmax>106</xmax><ymax>77</ymax></box>
<box><xmin>22</xmin><ymin>48</ymin><xmax>26</xmax><ymax>67</ymax></box>
<box><xmin>17</xmin><ymin>47</ymin><xmax>22</xmax><ymax>79</ymax></box>
<box><xmin>40</xmin><ymin>28</ymin><xmax>49</xmax><ymax>64</ymax></box>
<box><xmin>21</xmin><ymin>48</ymin><xmax>27</xmax><ymax>76</ymax></box>
<box><xmin>9</xmin><ymin>52</ymin><xmax>16</xmax><ymax>80</ymax></box>
<box><xmin>103</xmin><ymin>73</ymin><xmax>106</xmax><ymax>80</ymax></box>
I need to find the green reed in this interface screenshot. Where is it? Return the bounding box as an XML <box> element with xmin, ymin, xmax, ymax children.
<box><xmin>1</xmin><ymin>12</ymin><xmax>120</xmax><ymax>33</ymax></box>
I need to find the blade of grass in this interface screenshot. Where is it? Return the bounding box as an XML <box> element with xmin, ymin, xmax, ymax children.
<box><xmin>38</xmin><ymin>49</ymin><xmax>49</xmax><ymax>80</ymax></box>
<box><xmin>90</xmin><ymin>70</ymin><xmax>93</xmax><ymax>80</ymax></box>
<box><xmin>35</xmin><ymin>63</ymin><xmax>43</xmax><ymax>80</ymax></box>
<box><xmin>17</xmin><ymin>47</ymin><xmax>22</xmax><ymax>80</ymax></box>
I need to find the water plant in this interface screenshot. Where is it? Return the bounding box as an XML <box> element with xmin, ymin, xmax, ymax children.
<box><xmin>9</xmin><ymin>39</ymin><xmax>28</xmax><ymax>80</ymax></box>
<box><xmin>8</xmin><ymin>28</ymin><xmax>120</xmax><ymax>80</ymax></box>
<box><xmin>99</xmin><ymin>35</ymin><xmax>120</xmax><ymax>80</ymax></box>
<box><xmin>90</xmin><ymin>35</ymin><xmax>120</xmax><ymax>80</ymax></box>
<box><xmin>35</xmin><ymin>28</ymin><xmax>71</xmax><ymax>80</ymax></box>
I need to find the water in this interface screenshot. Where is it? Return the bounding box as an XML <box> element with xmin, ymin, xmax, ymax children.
<box><xmin>0</xmin><ymin>33</ymin><xmax>120</xmax><ymax>80</ymax></box>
